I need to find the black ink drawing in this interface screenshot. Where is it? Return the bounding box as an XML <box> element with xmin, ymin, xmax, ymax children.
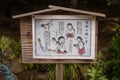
<box><xmin>35</xmin><ymin>19</ymin><xmax>92</xmax><ymax>58</ymax></box>
<box><xmin>61</xmin><ymin>21</ymin><xmax>64</xmax><ymax>35</ymax></box>
<box><xmin>66</xmin><ymin>23</ymin><xmax>75</xmax><ymax>38</ymax></box>
<box><xmin>85</xmin><ymin>32</ymin><xmax>88</xmax><ymax>39</ymax></box>
<box><xmin>66</xmin><ymin>23</ymin><xmax>75</xmax><ymax>54</ymax></box>
<box><xmin>37</xmin><ymin>38</ymin><xmax>44</xmax><ymax>51</ymax></box>
<box><xmin>40</xmin><ymin>20</ymin><xmax>53</xmax><ymax>51</ymax></box>
<box><xmin>56</xmin><ymin>36</ymin><xmax>67</xmax><ymax>54</ymax></box>
<box><xmin>60</xmin><ymin>21</ymin><xmax>62</xmax><ymax>35</ymax></box>
<box><xmin>48</xmin><ymin>36</ymin><xmax>67</xmax><ymax>54</ymax></box>
<box><xmin>74</xmin><ymin>36</ymin><xmax>85</xmax><ymax>55</ymax></box>
<box><xmin>85</xmin><ymin>20</ymin><xmax>89</xmax><ymax>45</ymax></box>
<box><xmin>59</xmin><ymin>21</ymin><xmax>64</xmax><ymax>35</ymax></box>
<box><xmin>85</xmin><ymin>25</ymin><xmax>88</xmax><ymax>28</ymax></box>
<box><xmin>44</xmin><ymin>31</ymin><xmax>50</xmax><ymax>51</ymax></box>
<box><xmin>85</xmin><ymin>40</ymin><xmax>88</xmax><ymax>43</ymax></box>
<box><xmin>85</xmin><ymin>29</ymin><xmax>88</xmax><ymax>31</ymax></box>
<box><xmin>77</xmin><ymin>22</ymin><xmax>82</xmax><ymax>35</ymax></box>
<box><xmin>41</xmin><ymin>20</ymin><xmax>52</xmax><ymax>30</ymax></box>
<box><xmin>59</xmin><ymin>21</ymin><xmax>60</xmax><ymax>34</ymax></box>
<box><xmin>48</xmin><ymin>38</ymin><xmax>58</xmax><ymax>52</ymax></box>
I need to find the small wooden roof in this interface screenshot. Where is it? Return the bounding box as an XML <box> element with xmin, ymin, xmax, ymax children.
<box><xmin>13</xmin><ymin>5</ymin><xmax>106</xmax><ymax>19</ymax></box>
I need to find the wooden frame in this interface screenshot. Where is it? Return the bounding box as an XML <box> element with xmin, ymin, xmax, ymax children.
<box><xmin>32</xmin><ymin>15</ymin><xmax>96</xmax><ymax>60</ymax></box>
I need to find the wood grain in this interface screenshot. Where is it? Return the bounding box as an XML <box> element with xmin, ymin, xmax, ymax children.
<box><xmin>20</xmin><ymin>15</ymin><xmax>97</xmax><ymax>63</ymax></box>
<box><xmin>56</xmin><ymin>63</ymin><xmax>63</xmax><ymax>80</ymax></box>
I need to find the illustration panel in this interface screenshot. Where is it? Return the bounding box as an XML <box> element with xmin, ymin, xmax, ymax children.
<box><xmin>33</xmin><ymin>15</ymin><xmax>95</xmax><ymax>59</ymax></box>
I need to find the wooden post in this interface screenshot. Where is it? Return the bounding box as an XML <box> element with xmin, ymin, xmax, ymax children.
<box><xmin>56</xmin><ymin>63</ymin><xmax>63</xmax><ymax>80</ymax></box>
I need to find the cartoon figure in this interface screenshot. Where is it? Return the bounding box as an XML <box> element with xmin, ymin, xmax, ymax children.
<box><xmin>56</xmin><ymin>36</ymin><xmax>67</xmax><ymax>54</ymax></box>
<box><xmin>48</xmin><ymin>37</ymin><xmax>67</xmax><ymax>54</ymax></box>
<box><xmin>74</xmin><ymin>36</ymin><xmax>85</xmax><ymax>55</ymax></box>
<box><xmin>40</xmin><ymin>21</ymin><xmax>52</xmax><ymax>51</ymax></box>
<box><xmin>66</xmin><ymin>23</ymin><xmax>75</xmax><ymax>38</ymax></box>
<box><xmin>41</xmin><ymin>20</ymin><xmax>53</xmax><ymax>30</ymax></box>
<box><xmin>48</xmin><ymin>38</ymin><xmax>58</xmax><ymax>51</ymax></box>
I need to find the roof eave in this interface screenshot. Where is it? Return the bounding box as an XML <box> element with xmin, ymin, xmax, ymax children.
<box><xmin>12</xmin><ymin>5</ymin><xmax>106</xmax><ymax>19</ymax></box>
<box><xmin>12</xmin><ymin>8</ymin><xmax>58</xmax><ymax>19</ymax></box>
<box><xmin>49</xmin><ymin>5</ymin><xmax>106</xmax><ymax>17</ymax></box>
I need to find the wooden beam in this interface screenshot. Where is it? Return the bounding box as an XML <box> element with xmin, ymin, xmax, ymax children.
<box><xmin>12</xmin><ymin>8</ymin><xmax>58</xmax><ymax>19</ymax></box>
<box><xmin>13</xmin><ymin>5</ymin><xmax>106</xmax><ymax>19</ymax></box>
<box><xmin>49</xmin><ymin>5</ymin><xmax>106</xmax><ymax>17</ymax></box>
<box><xmin>56</xmin><ymin>63</ymin><xmax>63</xmax><ymax>80</ymax></box>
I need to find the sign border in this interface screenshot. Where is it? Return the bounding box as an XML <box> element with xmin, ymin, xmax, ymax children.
<box><xmin>32</xmin><ymin>15</ymin><xmax>96</xmax><ymax>60</ymax></box>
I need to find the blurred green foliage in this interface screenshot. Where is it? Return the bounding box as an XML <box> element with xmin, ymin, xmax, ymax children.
<box><xmin>106</xmin><ymin>25</ymin><xmax>120</xmax><ymax>80</ymax></box>
<box><xmin>87</xmin><ymin>51</ymin><xmax>108</xmax><ymax>80</ymax></box>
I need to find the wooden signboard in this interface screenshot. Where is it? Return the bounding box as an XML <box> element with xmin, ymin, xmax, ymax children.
<box><xmin>13</xmin><ymin>5</ymin><xmax>105</xmax><ymax>80</ymax></box>
<box><xmin>13</xmin><ymin>5</ymin><xmax>105</xmax><ymax>63</ymax></box>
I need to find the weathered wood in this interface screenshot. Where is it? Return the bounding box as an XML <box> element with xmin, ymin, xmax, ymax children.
<box><xmin>20</xmin><ymin>17</ymin><xmax>33</xmax><ymax>63</ymax></box>
<box><xmin>56</xmin><ymin>63</ymin><xmax>63</xmax><ymax>80</ymax></box>
<box><xmin>38</xmin><ymin>10</ymin><xmax>86</xmax><ymax>15</ymax></box>
<box><xmin>13</xmin><ymin>5</ymin><xmax>105</xmax><ymax>19</ymax></box>
<box><xmin>22</xmin><ymin>58</ymin><xmax>95</xmax><ymax>63</ymax></box>
<box><xmin>19</xmin><ymin>14</ymin><xmax>97</xmax><ymax>63</ymax></box>
<box><xmin>12</xmin><ymin>8</ymin><xmax>58</xmax><ymax>19</ymax></box>
<box><xmin>95</xmin><ymin>20</ymin><xmax>98</xmax><ymax>62</ymax></box>
<box><xmin>49</xmin><ymin>5</ymin><xmax>106</xmax><ymax>17</ymax></box>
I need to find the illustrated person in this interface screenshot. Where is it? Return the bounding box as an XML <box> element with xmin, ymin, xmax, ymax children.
<box><xmin>66</xmin><ymin>23</ymin><xmax>75</xmax><ymax>38</ymax></box>
<box><xmin>56</xmin><ymin>36</ymin><xmax>67</xmax><ymax>54</ymax></box>
<box><xmin>51</xmin><ymin>38</ymin><xmax>58</xmax><ymax>47</ymax></box>
<box><xmin>74</xmin><ymin>36</ymin><xmax>85</xmax><ymax>55</ymax></box>
<box><xmin>48</xmin><ymin>38</ymin><xmax>58</xmax><ymax>52</ymax></box>
<box><xmin>48</xmin><ymin>37</ymin><xmax>67</xmax><ymax>54</ymax></box>
<box><xmin>41</xmin><ymin>23</ymin><xmax>50</xmax><ymax>51</ymax></box>
<box><xmin>66</xmin><ymin>23</ymin><xmax>75</xmax><ymax>54</ymax></box>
